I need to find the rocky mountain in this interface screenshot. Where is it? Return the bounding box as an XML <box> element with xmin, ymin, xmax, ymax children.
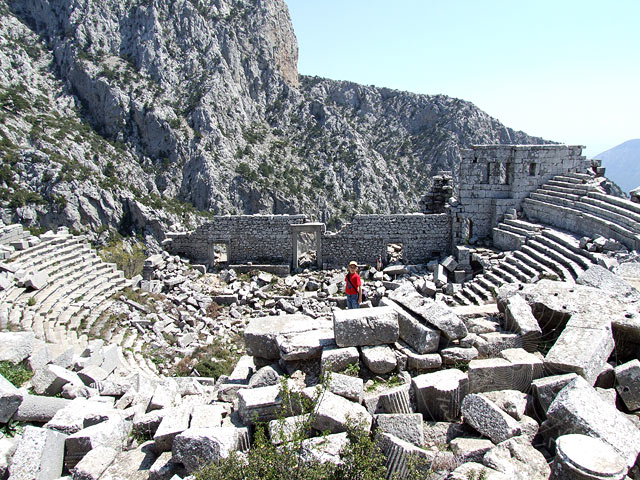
<box><xmin>0</xmin><ymin>0</ymin><xmax>550</xmax><ymax>242</ymax></box>
<box><xmin>595</xmin><ymin>139</ymin><xmax>640</xmax><ymax>194</ymax></box>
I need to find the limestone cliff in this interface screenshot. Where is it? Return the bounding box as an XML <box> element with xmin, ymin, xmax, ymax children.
<box><xmin>0</xmin><ymin>0</ymin><xmax>550</xmax><ymax>239</ymax></box>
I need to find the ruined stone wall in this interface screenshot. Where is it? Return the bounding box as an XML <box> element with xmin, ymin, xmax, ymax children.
<box><xmin>166</xmin><ymin>215</ymin><xmax>308</xmax><ymax>265</ymax></box>
<box><xmin>322</xmin><ymin>214</ymin><xmax>451</xmax><ymax>269</ymax></box>
<box><xmin>453</xmin><ymin>145</ymin><xmax>589</xmax><ymax>243</ymax></box>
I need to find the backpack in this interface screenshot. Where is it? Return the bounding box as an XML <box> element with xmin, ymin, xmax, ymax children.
<box><xmin>347</xmin><ymin>275</ymin><xmax>368</xmax><ymax>300</ymax></box>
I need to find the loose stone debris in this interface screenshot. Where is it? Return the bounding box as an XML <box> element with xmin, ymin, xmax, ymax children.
<box><xmin>2</xmin><ymin>164</ymin><xmax>640</xmax><ymax>480</ymax></box>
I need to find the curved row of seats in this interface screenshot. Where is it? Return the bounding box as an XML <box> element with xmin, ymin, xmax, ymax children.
<box><xmin>0</xmin><ymin>226</ymin><xmax>160</xmax><ymax>378</ymax></box>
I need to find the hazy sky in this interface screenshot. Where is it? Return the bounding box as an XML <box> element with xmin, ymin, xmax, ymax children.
<box><xmin>286</xmin><ymin>0</ymin><xmax>639</xmax><ymax>158</ymax></box>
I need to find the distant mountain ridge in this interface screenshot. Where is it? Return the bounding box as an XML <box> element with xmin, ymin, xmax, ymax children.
<box><xmin>0</xmin><ymin>0</ymin><xmax>551</xmax><ymax>240</ymax></box>
<box><xmin>595</xmin><ymin>139</ymin><xmax>640</xmax><ymax>193</ymax></box>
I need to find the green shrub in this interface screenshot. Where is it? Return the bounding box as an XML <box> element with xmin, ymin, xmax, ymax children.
<box><xmin>0</xmin><ymin>361</ymin><xmax>33</xmax><ymax>387</ymax></box>
<box><xmin>194</xmin><ymin>376</ymin><xmax>387</xmax><ymax>480</ymax></box>
<box><xmin>98</xmin><ymin>236</ymin><xmax>146</xmax><ymax>278</ymax></box>
<box><xmin>172</xmin><ymin>335</ymin><xmax>241</xmax><ymax>379</ymax></box>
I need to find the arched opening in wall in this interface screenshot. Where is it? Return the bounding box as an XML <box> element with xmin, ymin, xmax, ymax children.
<box><xmin>297</xmin><ymin>231</ymin><xmax>317</xmax><ymax>269</ymax></box>
<box><xmin>209</xmin><ymin>243</ymin><xmax>228</xmax><ymax>269</ymax></box>
<box><xmin>386</xmin><ymin>243</ymin><xmax>404</xmax><ymax>264</ymax></box>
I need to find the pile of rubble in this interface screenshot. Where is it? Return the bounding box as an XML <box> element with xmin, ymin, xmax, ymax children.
<box><xmin>3</xmin><ymin>260</ymin><xmax>640</xmax><ymax>479</ymax></box>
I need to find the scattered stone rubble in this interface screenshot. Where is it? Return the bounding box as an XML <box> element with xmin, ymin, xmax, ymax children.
<box><xmin>3</xmin><ymin>245</ymin><xmax>640</xmax><ymax>479</ymax></box>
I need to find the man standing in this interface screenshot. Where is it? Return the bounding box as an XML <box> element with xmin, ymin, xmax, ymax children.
<box><xmin>345</xmin><ymin>261</ymin><xmax>362</xmax><ymax>309</ymax></box>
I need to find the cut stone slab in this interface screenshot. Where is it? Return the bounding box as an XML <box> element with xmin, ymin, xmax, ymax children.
<box><xmin>190</xmin><ymin>404</ymin><xmax>225</xmax><ymax>429</ymax></box>
<box><xmin>329</xmin><ymin>372</ymin><xmax>364</xmax><ymax>403</ymax></box>
<box><xmin>98</xmin><ymin>345</ymin><xmax>121</xmax><ymax>376</ymax></box>
<box><xmin>172</xmin><ymin>427</ymin><xmax>238</xmax><ymax>473</ymax></box>
<box><xmin>99</xmin><ymin>441</ymin><xmax>156</xmax><ymax>480</ymax></box>
<box><xmin>0</xmin><ymin>437</ymin><xmax>16</xmax><ymax>479</ymax></box>
<box><xmin>379</xmin><ymin>297</ymin><xmax>440</xmax><ymax>353</ymax></box>
<box><xmin>0</xmin><ymin>331</ymin><xmax>35</xmax><ymax>363</ymax></box>
<box><xmin>65</xmin><ymin>417</ymin><xmax>131</xmax><ymax>469</ymax></box>
<box><xmin>450</xmin><ymin>437</ymin><xmax>494</xmax><ymax>463</ymax></box>
<box><xmin>498</xmin><ymin>293</ymin><xmax>542</xmax><ymax>352</ymax></box>
<box><xmin>577</xmin><ymin>264</ymin><xmax>640</xmax><ymax>301</ymax></box>
<box><xmin>448</xmin><ymin>462</ymin><xmax>508</xmax><ymax>480</ymax></box>
<box><xmin>71</xmin><ymin>445</ymin><xmax>118</xmax><ymax>480</ymax></box>
<box><xmin>440</xmin><ymin>346</ymin><xmax>478</xmax><ymax>365</ymax></box>
<box><xmin>412</xmin><ymin>369</ymin><xmax>468</xmax><ymax>421</ymax></box>
<box><xmin>268</xmin><ymin>414</ymin><xmax>311</xmax><ymax>445</ymax></box>
<box><xmin>422</xmin><ymin>421</ymin><xmax>467</xmax><ymax>447</ymax></box>
<box><xmin>395</xmin><ymin>342</ymin><xmax>442</xmax><ymax>372</ymax></box>
<box><xmin>320</xmin><ymin>346</ymin><xmax>359</xmax><ymax>373</ymax></box>
<box><xmin>461</xmin><ymin>394</ymin><xmax>522</xmax><ymax>444</ymax></box>
<box><xmin>333</xmin><ymin>306</ymin><xmax>399</xmax><ymax>347</ymax></box>
<box><xmin>300</xmin><ymin>432</ymin><xmax>350</xmax><ymax>465</ymax></box>
<box><xmin>276</xmin><ymin>328</ymin><xmax>335</xmax><ymax>361</ymax></box>
<box><xmin>311</xmin><ymin>390</ymin><xmax>372</xmax><ymax>433</ymax></box>
<box><xmin>237</xmin><ymin>384</ymin><xmax>283</xmax><ymax>425</ymax></box>
<box><xmin>360</xmin><ymin>345</ymin><xmax>397</xmax><ymax>374</ymax></box>
<box><xmin>481</xmin><ymin>390</ymin><xmax>528</xmax><ymax>421</ymax></box>
<box><xmin>9</xmin><ymin>426</ymin><xmax>67</xmax><ymax>480</ymax></box>
<box><xmin>148</xmin><ymin>379</ymin><xmax>180</xmax><ymax>411</ymax></box>
<box><xmin>25</xmin><ymin>271</ymin><xmax>48</xmax><ymax>290</ymax></box>
<box><xmin>499</xmin><ymin>348</ymin><xmax>544</xmax><ymax>381</ymax></box>
<box><xmin>244</xmin><ymin>314</ymin><xmax>329</xmax><ymax>359</ymax></box>
<box><xmin>374</xmin><ymin>413</ymin><xmax>424</xmax><ymax>446</ymax></box>
<box><xmin>483</xmin><ymin>436</ymin><xmax>550</xmax><ymax>480</ymax></box>
<box><xmin>545</xmin><ymin>315</ymin><xmax>615</xmax><ymax>384</ymax></box>
<box><xmin>546</xmin><ymin>376</ymin><xmax>640</xmax><ymax>467</ymax></box>
<box><xmin>226</xmin><ymin>355</ymin><xmax>255</xmax><ymax>384</ymax></box>
<box><xmin>364</xmin><ymin>383</ymin><xmax>412</xmax><ymax>415</ymax></box>
<box><xmin>12</xmin><ymin>394</ymin><xmax>71</xmax><ymax>422</ymax></box>
<box><xmin>0</xmin><ymin>372</ymin><xmax>22</xmax><ymax>423</ymax></box>
<box><xmin>614</xmin><ymin>359</ymin><xmax>640</xmax><ymax>411</ymax></box>
<box><xmin>77</xmin><ymin>365</ymin><xmax>109</xmax><ymax>386</ymax></box>
<box><xmin>551</xmin><ymin>434</ymin><xmax>628</xmax><ymax>480</ymax></box>
<box><xmin>31</xmin><ymin>364</ymin><xmax>84</xmax><ymax>396</ymax></box>
<box><xmin>45</xmin><ymin>398</ymin><xmax>119</xmax><ymax>435</ymax></box>
<box><xmin>153</xmin><ymin>405</ymin><xmax>192</xmax><ymax>452</ymax></box>
<box><xmin>531</xmin><ymin>373</ymin><xmax>578</xmax><ymax>413</ymax></box>
<box><xmin>388</xmin><ymin>289</ymin><xmax>467</xmax><ymax>340</ymax></box>
<box><xmin>148</xmin><ymin>451</ymin><xmax>184</xmax><ymax>480</ymax></box>
<box><xmin>468</xmin><ymin>358</ymin><xmax>531</xmax><ymax>393</ymax></box>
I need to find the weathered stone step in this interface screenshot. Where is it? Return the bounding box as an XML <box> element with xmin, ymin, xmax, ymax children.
<box><xmin>484</xmin><ymin>271</ymin><xmax>506</xmax><ymax>288</ymax></box>
<box><xmin>31</xmin><ymin>258</ymin><xmax>103</xmax><ymax>304</ymax></box>
<box><xmin>521</xmin><ymin>243</ymin><xmax>574</xmax><ymax>282</ymax></box>
<box><xmin>476</xmin><ymin>275</ymin><xmax>498</xmax><ymax>294</ymax></box>
<box><xmin>499</xmin><ymin>258</ymin><xmax>534</xmax><ymax>283</ymax></box>
<box><xmin>497</xmin><ymin>222</ymin><xmax>534</xmax><ymax>237</ymax></box>
<box><xmin>502</xmin><ymin>218</ymin><xmax>544</xmax><ymax>233</ymax></box>
<box><xmin>577</xmin><ymin>197</ymin><xmax>640</xmax><ymax>233</ymax></box>
<box><xmin>492</xmin><ymin>227</ymin><xmax>526</xmax><ymax>251</ymax></box>
<box><xmin>468</xmin><ymin>280</ymin><xmax>493</xmax><ymax>302</ymax></box>
<box><xmin>491</xmin><ymin>266</ymin><xmax>520</xmax><ymax>284</ymax></box>
<box><xmin>6</xmin><ymin>232</ymin><xmax>70</xmax><ymax>263</ymax></box>
<box><xmin>504</xmin><ymin>255</ymin><xmax>539</xmax><ymax>280</ymax></box>
<box><xmin>563</xmin><ymin>172</ymin><xmax>595</xmax><ymax>181</ymax></box>
<box><xmin>453</xmin><ymin>291</ymin><xmax>472</xmax><ymax>306</ymax></box>
<box><xmin>512</xmin><ymin>249</ymin><xmax>559</xmax><ymax>280</ymax></box>
<box><xmin>533</xmin><ymin>237</ymin><xmax>587</xmax><ymax>277</ymax></box>
<box><xmin>539</xmin><ymin>185</ymin><xmax>586</xmax><ymax>198</ymax></box>
<box><xmin>8</xmin><ymin>235</ymin><xmax>81</xmax><ymax>268</ymax></box>
<box><xmin>588</xmin><ymin>190</ymin><xmax>640</xmax><ymax>217</ymax></box>
<box><xmin>461</xmin><ymin>286</ymin><xmax>483</xmax><ymax>305</ymax></box>
<box><xmin>550</xmin><ymin>175</ymin><xmax>587</xmax><ymax>185</ymax></box>
<box><xmin>539</xmin><ymin>230</ymin><xmax>597</xmax><ymax>268</ymax></box>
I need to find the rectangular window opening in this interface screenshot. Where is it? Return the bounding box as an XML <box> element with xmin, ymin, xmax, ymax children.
<box><xmin>297</xmin><ymin>231</ymin><xmax>317</xmax><ymax>268</ymax></box>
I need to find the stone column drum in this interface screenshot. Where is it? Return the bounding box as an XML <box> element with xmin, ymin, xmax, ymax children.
<box><xmin>550</xmin><ymin>434</ymin><xmax>627</xmax><ymax>480</ymax></box>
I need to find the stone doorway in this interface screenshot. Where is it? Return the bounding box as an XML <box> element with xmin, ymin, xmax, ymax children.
<box><xmin>291</xmin><ymin>223</ymin><xmax>323</xmax><ymax>269</ymax></box>
<box><xmin>208</xmin><ymin>242</ymin><xmax>228</xmax><ymax>269</ymax></box>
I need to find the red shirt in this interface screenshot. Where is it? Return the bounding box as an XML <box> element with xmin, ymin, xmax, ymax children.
<box><xmin>345</xmin><ymin>272</ymin><xmax>362</xmax><ymax>295</ymax></box>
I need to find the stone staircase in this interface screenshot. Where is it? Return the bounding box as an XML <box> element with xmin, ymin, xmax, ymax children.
<box><xmin>453</xmin><ymin>171</ymin><xmax>640</xmax><ymax>305</ymax></box>
<box><xmin>0</xmin><ymin>225</ymin><xmax>159</xmax><ymax>379</ymax></box>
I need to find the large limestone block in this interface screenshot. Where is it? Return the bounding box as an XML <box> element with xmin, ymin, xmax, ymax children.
<box><xmin>190</xmin><ymin>404</ymin><xmax>225</xmax><ymax>428</ymax></box>
<box><xmin>276</xmin><ymin>328</ymin><xmax>335</xmax><ymax>361</ymax></box>
<box><xmin>25</xmin><ymin>271</ymin><xmax>48</xmax><ymax>290</ymax></box>
<box><xmin>614</xmin><ymin>359</ymin><xmax>640</xmax><ymax>411</ymax></box>
<box><xmin>172</xmin><ymin>427</ymin><xmax>238</xmax><ymax>473</ymax></box>
<box><xmin>374</xmin><ymin>413</ymin><xmax>424</xmax><ymax>446</ymax></box>
<box><xmin>99</xmin><ymin>441</ymin><xmax>156</xmax><ymax>480</ymax></box>
<box><xmin>45</xmin><ymin>398</ymin><xmax>119</xmax><ymax>435</ymax></box>
<box><xmin>237</xmin><ymin>384</ymin><xmax>283</xmax><ymax>425</ymax></box>
<box><xmin>12</xmin><ymin>394</ymin><xmax>71</xmax><ymax>422</ymax></box>
<box><xmin>388</xmin><ymin>289</ymin><xmax>467</xmax><ymax>340</ymax></box>
<box><xmin>544</xmin><ymin>315</ymin><xmax>615</xmax><ymax>384</ymax></box>
<box><xmin>448</xmin><ymin>462</ymin><xmax>508</xmax><ymax>480</ymax></box>
<box><xmin>333</xmin><ymin>306</ymin><xmax>399</xmax><ymax>347</ymax></box>
<box><xmin>531</xmin><ymin>373</ymin><xmax>578</xmax><ymax>413</ymax></box>
<box><xmin>311</xmin><ymin>390</ymin><xmax>372</xmax><ymax>433</ymax></box>
<box><xmin>153</xmin><ymin>405</ymin><xmax>192</xmax><ymax>452</ymax></box>
<box><xmin>300</xmin><ymin>432</ymin><xmax>350</xmax><ymax>465</ymax></box>
<box><xmin>577</xmin><ymin>264</ymin><xmax>640</xmax><ymax>301</ymax></box>
<box><xmin>468</xmin><ymin>358</ymin><xmax>530</xmax><ymax>393</ymax></box>
<box><xmin>412</xmin><ymin>369</ymin><xmax>468</xmax><ymax>421</ymax></box>
<box><xmin>0</xmin><ymin>332</ymin><xmax>35</xmax><ymax>363</ymax></box>
<box><xmin>364</xmin><ymin>383</ymin><xmax>412</xmax><ymax>415</ymax></box>
<box><xmin>483</xmin><ymin>436</ymin><xmax>550</xmax><ymax>480</ymax></box>
<box><xmin>546</xmin><ymin>376</ymin><xmax>640</xmax><ymax>467</ymax></box>
<box><xmin>148</xmin><ymin>378</ymin><xmax>180</xmax><ymax>411</ymax></box>
<box><xmin>329</xmin><ymin>372</ymin><xmax>364</xmax><ymax>403</ymax></box>
<box><xmin>0</xmin><ymin>373</ymin><xmax>22</xmax><ymax>423</ymax></box>
<box><xmin>379</xmin><ymin>297</ymin><xmax>440</xmax><ymax>353</ymax></box>
<box><xmin>71</xmin><ymin>445</ymin><xmax>118</xmax><ymax>480</ymax></box>
<box><xmin>31</xmin><ymin>364</ymin><xmax>84</xmax><ymax>396</ymax></box>
<box><xmin>268</xmin><ymin>414</ymin><xmax>311</xmax><ymax>445</ymax></box>
<box><xmin>450</xmin><ymin>437</ymin><xmax>494</xmax><ymax>463</ymax></box>
<box><xmin>375</xmin><ymin>432</ymin><xmax>439</xmax><ymax>480</ymax></box>
<box><xmin>360</xmin><ymin>345</ymin><xmax>397</xmax><ymax>374</ymax></box>
<box><xmin>244</xmin><ymin>314</ymin><xmax>328</xmax><ymax>359</ymax></box>
<box><xmin>65</xmin><ymin>417</ymin><xmax>131</xmax><ymax>469</ymax></box>
<box><xmin>226</xmin><ymin>355</ymin><xmax>255</xmax><ymax>384</ymax></box>
<box><xmin>320</xmin><ymin>346</ymin><xmax>359</xmax><ymax>373</ymax></box>
<box><xmin>9</xmin><ymin>426</ymin><xmax>67</xmax><ymax>480</ymax></box>
<box><xmin>498</xmin><ymin>294</ymin><xmax>541</xmax><ymax>352</ymax></box>
<box><xmin>461</xmin><ymin>394</ymin><xmax>522</xmax><ymax>444</ymax></box>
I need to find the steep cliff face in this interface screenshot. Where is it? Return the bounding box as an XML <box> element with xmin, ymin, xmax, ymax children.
<box><xmin>0</xmin><ymin>0</ymin><xmax>551</xmax><ymax>238</ymax></box>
